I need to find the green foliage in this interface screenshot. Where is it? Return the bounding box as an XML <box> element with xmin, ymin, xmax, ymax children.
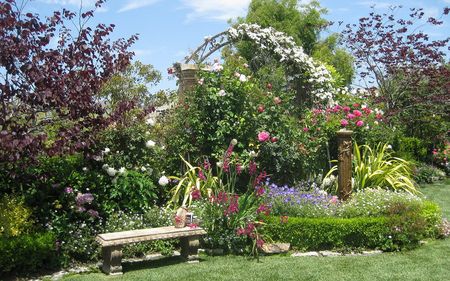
<box><xmin>384</xmin><ymin>201</ymin><xmax>429</xmax><ymax>251</ymax></box>
<box><xmin>351</xmin><ymin>142</ymin><xmax>418</xmax><ymax>193</ymax></box>
<box><xmin>420</xmin><ymin>200</ymin><xmax>443</xmax><ymax>238</ymax></box>
<box><xmin>412</xmin><ymin>163</ymin><xmax>445</xmax><ymax>183</ymax></box>
<box><xmin>107</xmin><ymin>170</ymin><xmax>159</xmax><ymax>213</ymax></box>
<box><xmin>0</xmin><ymin>232</ymin><xmax>60</xmax><ymax>275</ymax></box>
<box><xmin>98</xmin><ymin>61</ymin><xmax>162</xmax><ymax>108</ymax></box>
<box><xmin>395</xmin><ymin>137</ymin><xmax>427</xmax><ymax>162</ymax></box>
<box><xmin>262</xmin><ymin>215</ymin><xmax>390</xmax><ymax>250</ymax></box>
<box><xmin>0</xmin><ymin>194</ymin><xmax>34</xmax><ymax>237</ymax></box>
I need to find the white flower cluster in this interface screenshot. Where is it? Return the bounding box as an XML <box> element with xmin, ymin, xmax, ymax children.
<box><xmin>227</xmin><ymin>23</ymin><xmax>335</xmax><ymax>103</ymax></box>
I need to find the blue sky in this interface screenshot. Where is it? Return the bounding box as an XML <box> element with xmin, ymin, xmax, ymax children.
<box><xmin>26</xmin><ymin>0</ymin><xmax>450</xmax><ymax>93</ymax></box>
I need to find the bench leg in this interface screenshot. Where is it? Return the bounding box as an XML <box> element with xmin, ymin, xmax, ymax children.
<box><xmin>180</xmin><ymin>235</ymin><xmax>200</xmax><ymax>263</ymax></box>
<box><xmin>101</xmin><ymin>246</ymin><xmax>123</xmax><ymax>275</ymax></box>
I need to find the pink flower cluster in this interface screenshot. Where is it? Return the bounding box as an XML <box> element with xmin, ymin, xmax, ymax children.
<box><xmin>306</xmin><ymin>103</ymin><xmax>383</xmax><ymax>129</ymax></box>
<box><xmin>236</xmin><ymin>222</ymin><xmax>265</xmax><ymax>248</ymax></box>
<box><xmin>191</xmin><ymin>188</ymin><xmax>201</xmax><ymax>200</ymax></box>
<box><xmin>210</xmin><ymin>191</ymin><xmax>239</xmax><ymax>217</ymax></box>
<box><xmin>280</xmin><ymin>216</ymin><xmax>288</xmax><ymax>223</ymax></box>
<box><xmin>256</xmin><ymin>204</ymin><xmax>271</xmax><ymax>215</ymax></box>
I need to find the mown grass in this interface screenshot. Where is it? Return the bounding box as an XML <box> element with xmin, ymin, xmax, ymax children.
<box><xmin>63</xmin><ymin>179</ymin><xmax>450</xmax><ymax>281</ymax></box>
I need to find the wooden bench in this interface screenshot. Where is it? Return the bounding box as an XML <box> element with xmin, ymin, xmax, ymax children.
<box><xmin>95</xmin><ymin>226</ymin><xmax>207</xmax><ymax>275</ymax></box>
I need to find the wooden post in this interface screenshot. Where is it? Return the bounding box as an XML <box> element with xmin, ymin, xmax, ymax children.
<box><xmin>337</xmin><ymin>130</ymin><xmax>353</xmax><ymax>201</ymax></box>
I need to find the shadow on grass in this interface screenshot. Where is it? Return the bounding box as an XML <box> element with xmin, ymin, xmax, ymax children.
<box><xmin>120</xmin><ymin>255</ymin><xmax>206</xmax><ymax>274</ymax></box>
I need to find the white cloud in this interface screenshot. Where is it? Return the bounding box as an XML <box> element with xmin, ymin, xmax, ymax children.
<box><xmin>118</xmin><ymin>0</ymin><xmax>161</xmax><ymax>13</ymax></box>
<box><xmin>38</xmin><ymin>0</ymin><xmax>96</xmax><ymax>6</ymax></box>
<box><xmin>132</xmin><ymin>49</ymin><xmax>153</xmax><ymax>56</ymax></box>
<box><xmin>180</xmin><ymin>0</ymin><xmax>251</xmax><ymax>23</ymax></box>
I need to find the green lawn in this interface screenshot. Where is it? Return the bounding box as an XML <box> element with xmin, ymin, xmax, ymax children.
<box><xmin>63</xmin><ymin>178</ymin><xmax>450</xmax><ymax>281</ymax></box>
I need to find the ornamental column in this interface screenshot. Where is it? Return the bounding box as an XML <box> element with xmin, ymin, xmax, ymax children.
<box><xmin>179</xmin><ymin>64</ymin><xmax>197</xmax><ymax>100</ymax></box>
<box><xmin>178</xmin><ymin>64</ymin><xmax>211</xmax><ymax>100</ymax></box>
<box><xmin>337</xmin><ymin>130</ymin><xmax>353</xmax><ymax>201</ymax></box>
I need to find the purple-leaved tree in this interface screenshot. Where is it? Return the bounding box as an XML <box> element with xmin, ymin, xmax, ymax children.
<box><xmin>0</xmin><ymin>0</ymin><xmax>138</xmax><ymax>168</ymax></box>
<box><xmin>341</xmin><ymin>5</ymin><xmax>449</xmax><ymax>136</ymax></box>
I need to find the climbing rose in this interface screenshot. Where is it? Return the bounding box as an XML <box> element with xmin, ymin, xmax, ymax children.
<box><xmin>258</xmin><ymin>132</ymin><xmax>270</xmax><ymax>142</ymax></box>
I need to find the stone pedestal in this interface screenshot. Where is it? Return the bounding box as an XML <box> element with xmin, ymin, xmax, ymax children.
<box><xmin>178</xmin><ymin>64</ymin><xmax>211</xmax><ymax>100</ymax></box>
<box><xmin>180</xmin><ymin>235</ymin><xmax>200</xmax><ymax>263</ymax></box>
<box><xmin>337</xmin><ymin>130</ymin><xmax>353</xmax><ymax>201</ymax></box>
<box><xmin>101</xmin><ymin>246</ymin><xmax>123</xmax><ymax>275</ymax></box>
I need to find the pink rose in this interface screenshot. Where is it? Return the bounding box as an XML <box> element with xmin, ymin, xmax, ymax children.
<box><xmin>353</xmin><ymin>110</ymin><xmax>362</xmax><ymax>117</ymax></box>
<box><xmin>258</xmin><ymin>106</ymin><xmax>264</xmax><ymax>113</ymax></box>
<box><xmin>347</xmin><ymin>114</ymin><xmax>355</xmax><ymax>119</ymax></box>
<box><xmin>341</xmin><ymin>119</ymin><xmax>348</xmax><ymax>126</ymax></box>
<box><xmin>302</xmin><ymin>127</ymin><xmax>308</xmax><ymax>132</ymax></box>
<box><xmin>258</xmin><ymin>132</ymin><xmax>270</xmax><ymax>142</ymax></box>
<box><xmin>353</xmin><ymin>104</ymin><xmax>360</xmax><ymax>107</ymax></box>
<box><xmin>356</xmin><ymin>120</ymin><xmax>364</xmax><ymax>126</ymax></box>
<box><xmin>343</xmin><ymin>107</ymin><xmax>350</xmax><ymax>112</ymax></box>
<box><xmin>267</xmin><ymin>83</ymin><xmax>271</xmax><ymax>89</ymax></box>
<box><xmin>376</xmin><ymin>114</ymin><xmax>382</xmax><ymax>119</ymax></box>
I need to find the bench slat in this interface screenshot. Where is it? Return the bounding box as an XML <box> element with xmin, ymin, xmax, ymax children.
<box><xmin>95</xmin><ymin>226</ymin><xmax>207</xmax><ymax>247</ymax></box>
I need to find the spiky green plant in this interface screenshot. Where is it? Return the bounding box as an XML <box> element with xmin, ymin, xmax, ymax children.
<box><xmin>325</xmin><ymin>142</ymin><xmax>419</xmax><ymax>195</ymax></box>
<box><xmin>167</xmin><ymin>155</ymin><xmax>219</xmax><ymax>208</ymax></box>
<box><xmin>352</xmin><ymin>142</ymin><xmax>418</xmax><ymax>194</ymax></box>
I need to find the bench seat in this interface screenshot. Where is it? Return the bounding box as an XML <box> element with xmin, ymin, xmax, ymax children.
<box><xmin>95</xmin><ymin>226</ymin><xmax>207</xmax><ymax>275</ymax></box>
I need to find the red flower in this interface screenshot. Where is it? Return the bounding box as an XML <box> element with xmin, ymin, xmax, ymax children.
<box><xmin>267</xmin><ymin>83</ymin><xmax>271</xmax><ymax>89</ymax></box>
<box><xmin>271</xmin><ymin>137</ymin><xmax>277</xmax><ymax>142</ymax></box>
<box><xmin>258</xmin><ymin>106</ymin><xmax>264</xmax><ymax>112</ymax></box>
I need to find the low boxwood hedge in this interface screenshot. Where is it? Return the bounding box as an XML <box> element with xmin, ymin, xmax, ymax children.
<box><xmin>262</xmin><ymin>216</ymin><xmax>391</xmax><ymax>251</ymax></box>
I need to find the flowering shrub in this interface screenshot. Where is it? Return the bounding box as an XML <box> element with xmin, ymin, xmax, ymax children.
<box><xmin>412</xmin><ymin>163</ymin><xmax>446</xmax><ymax>183</ymax></box>
<box><xmin>431</xmin><ymin>137</ymin><xmax>450</xmax><ymax>172</ymax></box>
<box><xmin>164</xmin><ymin>55</ymin><xmax>328</xmax><ymax>187</ymax></box>
<box><xmin>227</xmin><ymin>23</ymin><xmax>336</xmax><ymax>103</ymax></box>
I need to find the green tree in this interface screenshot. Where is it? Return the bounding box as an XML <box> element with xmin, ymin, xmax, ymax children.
<box><xmin>97</xmin><ymin>61</ymin><xmax>162</xmax><ymax>108</ymax></box>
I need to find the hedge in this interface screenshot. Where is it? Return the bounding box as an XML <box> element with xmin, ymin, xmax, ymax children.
<box><xmin>262</xmin><ymin>216</ymin><xmax>391</xmax><ymax>251</ymax></box>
